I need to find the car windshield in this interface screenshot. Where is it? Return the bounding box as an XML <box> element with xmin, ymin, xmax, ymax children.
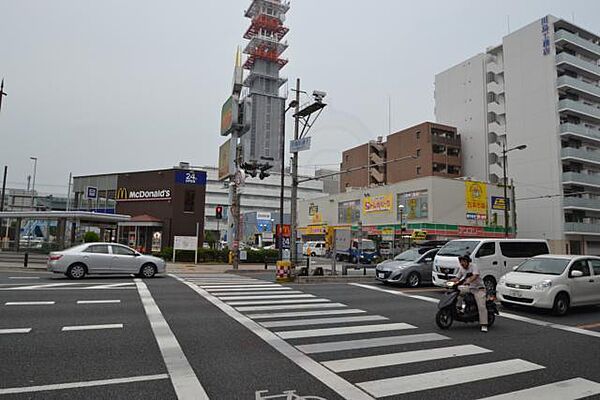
<box><xmin>394</xmin><ymin>249</ymin><xmax>421</xmax><ymax>261</ymax></box>
<box><xmin>515</xmin><ymin>258</ymin><xmax>569</xmax><ymax>275</ymax></box>
<box><xmin>437</xmin><ymin>241</ymin><xmax>478</xmax><ymax>257</ymax></box>
<box><xmin>356</xmin><ymin>240</ymin><xmax>376</xmax><ymax>251</ymax></box>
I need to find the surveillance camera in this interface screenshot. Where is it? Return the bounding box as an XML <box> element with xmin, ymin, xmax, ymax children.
<box><xmin>313</xmin><ymin>90</ymin><xmax>327</xmax><ymax>102</ymax></box>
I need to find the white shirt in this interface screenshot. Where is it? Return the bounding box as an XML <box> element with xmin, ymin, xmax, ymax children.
<box><xmin>456</xmin><ymin>263</ymin><xmax>483</xmax><ymax>288</ymax></box>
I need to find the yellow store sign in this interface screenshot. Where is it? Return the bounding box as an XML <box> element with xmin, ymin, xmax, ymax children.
<box><xmin>465</xmin><ymin>182</ymin><xmax>487</xmax><ymax>214</ymax></box>
<box><xmin>362</xmin><ymin>194</ymin><xmax>393</xmax><ymax>213</ymax></box>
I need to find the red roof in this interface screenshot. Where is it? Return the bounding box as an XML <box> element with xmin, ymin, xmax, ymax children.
<box><xmin>129</xmin><ymin>214</ymin><xmax>162</xmax><ymax>223</ymax></box>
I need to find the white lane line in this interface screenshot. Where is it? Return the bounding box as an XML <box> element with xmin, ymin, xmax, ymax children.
<box><xmin>84</xmin><ymin>283</ymin><xmax>135</xmax><ymax>289</ymax></box>
<box><xmin>228</xmin><ymin>299</ymin><xmax>331</xmax><ymax>306</ymax></box>
<box><xmin>211</xmin><ymin>290</ymin><xmax>302</xmax><ymax>296</ymax></box>
<box><xmin>323</xmin><ymin>344</ymin><xmax>492</xmax><ymax>373</ymax></box>
<box><xmin>204</xmin><ymin>286</ymin><xmax>289</xmax><ymax>292</ymax></box>
<box><xmin>477</xmin><ymin>377</ymin><xmax>600</xmax><ymax>400</ymax></box>
<box><xmin>351</xmin><ymin>283</ymin><xmax>600</xmax><ymax>339</ymax></box>
<box><xmin>296</xmin><ymin>333</ymin><xmax>450</xmax><ymax>354</ymax></box>
<box><xmin>0</xmin><ymin>374</ymin><xmax>170</xmax><ymax>395</ymax></box>
<box><xmin>171</xmin><ymin>274</ymin><xmax>374</xmax><ymax>400</ymax></box>
<box><xmin>8</xmin><ymin>277</ymin><xmax>41</xmax><ymax>279</ymax></box>
<box><xmin>0</xmin><ymin>328</ymin><xmax>32</xmax><ymax>334</ymax></box>
<box><xmin>219</xmin><ymin>294</ymin><xmax>315</xmax><ymax>301</ymax></box>
<box><xmin>77</xmin><ymin>300</ymin><xmax>121</xmax><ymax>304</ymax></box>
<box><xmin>200</xmin><ymin>284</ymin><xmax>281</xmax><ymax>289</ymax></box>
<box><xmin>275</xmin><ymin>323</ymin><xmax>417</xmax><ymax>340</ymax></box>
<box><xmin>357</xmin><ymin>359</ymin><xmax>545</xmax><ymax>398</ymax></box>
<box><xmin>261</xmin><ymin>315</ymin><xmax>388</xmax><ymax>328</ymax></box>
<box><xmin>247</xmin><ymin>309</ymin><xmax>367</xmax><ymax>320</ymax></box>
<box><xmin>235</xmin><ymin>303</ymin><xmax>347</xmax><ymax>312</ymax></box>
<box><xmin>62</xmin><ymin>324</ymin><xmax>123</xmax><ymax>331</ymax></box>
<box><xmin>135</xmin><ymin>279</ymin><xmax>209</xmax><ymax>399</ymax></box>
<box><xmin>5</xmin><ymin>301</ymin><xmax>55</xmax><ymax>306</ymax></box>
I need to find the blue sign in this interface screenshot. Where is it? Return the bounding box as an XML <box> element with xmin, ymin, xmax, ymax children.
<box><xmin>86</xmin><ymin>186</ymin><xmax>98</xmax><ymax>199</ymax></box>
<box><xmin>175</xmin><ymin>170</ymin><xmax>207</xmax><ymax>185</ymax></box>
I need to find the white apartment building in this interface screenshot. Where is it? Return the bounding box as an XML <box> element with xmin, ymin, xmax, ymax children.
<box><xmin>435</xmin><ymin>15</ymin><xmax>600</xmax><ymax>254</ymax></box>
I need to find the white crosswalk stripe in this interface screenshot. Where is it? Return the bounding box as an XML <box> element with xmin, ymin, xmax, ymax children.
<box><xmin>246</xmin><ymin>309</ymin><xmax>367</xmax><ymax>319</ymax></box>
<box><xmin>357</xmin><ymin>359</ymin><xmax>545</xmax><ymax>398</ymax></box>
<box><xmin>218</xmin><ymin>294</ymin><xmax>315</xmax><ymax>301</ymax></box>
<box><xmin>275</xmin><ymin>323</ymin><xmax>416</xmax><ymax>339</ymax></box>
<box><xmin>235</xmin><ymin>303</ymin><xmax>347</xmax><ymax>312</ymax></box>
<box><xmin>260</xmin><ymin>315</ymin><xmax>388</xmax><ymax>328</ymax></box>
<box><xmin>296</xmin><ymin>333</ymin><xmax>451</xmax><ymax>354</ymax></box>
<box><xmin>476</xmin><ymin>378</ymin><xmax>600</xmax><ymax>400</ymax></box>
<box><xmin>323</xmin><ymin>344</ymin><xmax>492</xmax><ymax>373</ymax></box>
<box><xmin>227</xmin><ymin>299</ymin><xmax>330</xmax><ymax>306</ymax></box>
<box><xmin>211</xmin><ymin>290</ymin><xmax>301</xmax><ymax>296</ymax></box>
<box><xmin>204</xmin><ymin>286</ymin><xmax>289</xmax><ymax>292</ymax></box>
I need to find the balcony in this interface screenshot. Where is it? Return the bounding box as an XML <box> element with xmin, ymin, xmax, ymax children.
<box><xmin>431</xmin><ymin>135</ymin><xmax>461</xmax><ymax>147</ymax></box>
<box><xmin>562</xmin><ymin>172</ymin><xmax>600</xmax><ymax>187</ymax></box>
<box><xmin>558</xmin><ymin>99</ymin><xmax>600</xmax><ymax>123</ymax></box>
<box><xmin>564</xmin><ymin>222</ymin><xmax>600</xmax><ymax>235</ymax></box>
<box><xmin>486</xmin><ymin>81</ymin><xmax>505</xmax><ymax>95</ymax></box>
<box><xmin>556</xmin><ymin>53</ymin><xmax>600</xmax><ymax>79</ymax></box>
<box><xmin>563</xmin><ymin>197</ymin><xmax>600</xmax><ymax>211</ymax></box>
<box><xmin>555</xmin><ymin>30</ymin><xmax>600</xmax><ymax>58</ymax></box>
<box><xmin>557</xmin><ymin>76</ymin><xmax>600</xmax><ymax>102</ymax></box>
<box><xmin>560</xmin><ymin>123</ymin><xmax>600</xmax><ymax>143</ymax></box>
<box><xmin>488</xmin><ymin>121</ymin><xmax>506</xmax><ymax>136</ymax></box>
<box><xmin>433</xmin><ymin>153</ymin><xmax>460</xmax><ymax>166</ymax></box>
<box><xmin>561</xmin><ymin>147</ymin><xmax>600</xmax><ymax>165</ymax></box>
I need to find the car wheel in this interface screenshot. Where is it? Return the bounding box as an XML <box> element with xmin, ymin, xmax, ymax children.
<box><xmin>483</xmin><ymin>276</ymin><xmax>497</xmax><ymax>293</ymax></box>
<box><xmin>351</xmin><ymin>256</ymin><xmax>358</xmax><ymax>264</ymax></box>
<box><xmin>310</xmin><ymin>252</ymin><xmax>316</xmax><ymax>257</ymax></box>
<box><xmin>67</xmin><ymin>263</ymin><xmax>86</xmax><ymax>280</ymax></box>
<box><xmin>552</xmin><ymin>293</ymin><xmax>570</xmax><ymax>316</ymax></box>
<box><xmin>436</xmin><ymin>308</ymin><xmax>453</xmax><ymax>329</ymax></box>
<box><xmin>139</xmin><ymin>263</ymin><xmax>157</xmax><ymax>279</ymax></box>
<box><xmin>407</xmin><ymin>272</ymin><xmax>421</xmax><ymax>288</ymax></box>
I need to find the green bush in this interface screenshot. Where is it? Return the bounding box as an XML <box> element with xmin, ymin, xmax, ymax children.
<box><xmin>83</xmin><ymin>231</ymin><xmax>100</xmax><ymax>243</ymax></box>
<box><xmin>157</xmin><ymin>247</ymin><xmax>278</xmax><ymax>264</ymax></box>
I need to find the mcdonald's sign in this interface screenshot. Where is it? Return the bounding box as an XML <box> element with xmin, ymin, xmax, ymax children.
<box><xmin>116</xmin><ymin>187</ymin><xmax>128</xmax><ymax>200</ymax></box>
<box><xmin>115</xmin><ymin>187</ymin><xmax>172</xmax><ymax>202</ymax></box>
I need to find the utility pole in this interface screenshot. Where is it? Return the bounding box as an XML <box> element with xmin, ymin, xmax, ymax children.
<box><xmin>502</xmin><ymin>143</ymin><xmax>508</xmax><ymax>238</ymax></box>
<box><xmin>290</xmin><ymin>78</ymin><xmax>301</xmax><ymax>266</ymax></box>
<box><xmin>0</xmin><ymin>79</ymin><xmax>7</xmax><ymax>113</ymax></box>
<box><xmin>0</xmin><ymin>166</ymin><xmax>7</xmax><ymax>243</ymax></box>
<box><xmin>231</xmin><ymin>136</ymin><xmax>242</xmax><ymax>270</ymax></box>
<box><xmin>66</xmin><ymin>172</ymin><xmax>72</xmax><ymax>212</ymax></box>
<box><xmin>30</xmin><ymin>157</ymin><xmax>38</xmax><ymax>210</ymax></box>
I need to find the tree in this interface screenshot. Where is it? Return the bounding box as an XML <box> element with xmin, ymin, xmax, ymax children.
<box><xmin>204</xmin><ymin>231</ymin><xmax>218</xmax><ymax>249</ymax></box>
<box><xmin>83</xmin><ymin>231</ymin><xmax>100</xmax><ymax>243</ymax></box>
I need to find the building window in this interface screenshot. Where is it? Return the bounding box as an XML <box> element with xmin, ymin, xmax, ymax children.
<box><xmin>416</xmin><ymin>149</ymin><xmax>421</xmax><ymax>158</ymax></box>
<box><xmin>416</xmin><ymin>167</ymin><xmax>421</xmax><ymax>175</ymax></box>
<box><xmin>184</xmin><ymin>190</ymin><xmax>195</xmax><ymax>212</ymax></box>
<box><xmin>416</xmin><ymin>131</ymin><xmax>421</xmax><ymax>140</ymax></box>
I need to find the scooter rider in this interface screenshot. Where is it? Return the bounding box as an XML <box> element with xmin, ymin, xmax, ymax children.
<box><xmin>451</xmin><ymin>254</ymin><xmax>489</xmax><ymax>333</ymax></box>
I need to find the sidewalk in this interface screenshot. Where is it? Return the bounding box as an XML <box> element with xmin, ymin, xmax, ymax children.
<box><xmin>167</xmin><ymin>262</ymin><xmax>275</xmax><ymax>274</ymax></box>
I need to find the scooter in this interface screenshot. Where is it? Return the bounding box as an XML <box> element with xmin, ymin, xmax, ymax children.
<box><xmin>435</xmin><ymin>275</ymin><xmax>499</xmax><ymax>330</ymax></box>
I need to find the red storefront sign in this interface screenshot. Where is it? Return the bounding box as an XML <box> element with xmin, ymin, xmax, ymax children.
<box><xmin>458</xmin><ymin>225</ymin><xmax>485</xmax><ymax>237</ymax></box>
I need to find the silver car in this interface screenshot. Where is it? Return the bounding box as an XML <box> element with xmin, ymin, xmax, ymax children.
<box><xmin>47</xmin><ymin>243</ymin><xmax>167</xmax><ymax>279</ymax></box>
<box><xmin>375</xmin><ymin>248</ymin><xmax>439</xmax><ymax>287</ymax></box>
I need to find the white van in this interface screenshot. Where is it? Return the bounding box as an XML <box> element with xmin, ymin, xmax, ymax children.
<box><xmin>432</xmin><ymin>239</ymin><xmax>550</xmax><ymax>290</ymax></box>
<box><xmin>303</xmin><ymin>241</ymin><xmax>327</xmax><ymax>257</ymax></box>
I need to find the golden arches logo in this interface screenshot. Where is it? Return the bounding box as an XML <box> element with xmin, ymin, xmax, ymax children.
<box><xmin>116</xmin><ymin>187</ymin><xmax>128</xmax><ymax>200</ymax></box>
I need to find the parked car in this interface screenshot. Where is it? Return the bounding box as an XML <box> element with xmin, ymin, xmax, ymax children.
<box><xmin>497</xmin><ymin>254</ymin><xmax>600</xmax><ymax>315</ymax></box>
<box><xmin>47</xmin><ymin>243</ymin><xmax>167</xmax><ymax>279</ymax></box>
<box><xmin>433</xmin><ymin>239</ymin><xmax>550</xmax><ymax>290</ymax></box>
<box><xmin>375</xmin><ymin>247</ymin><xmax>440</xmax><ymax>287</ymax></box>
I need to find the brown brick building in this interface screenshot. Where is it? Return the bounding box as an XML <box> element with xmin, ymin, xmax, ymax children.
<box><xmin>340</xmin><ymin>122</ymin><xmax>462</xmax><ymax>191</ymax></box>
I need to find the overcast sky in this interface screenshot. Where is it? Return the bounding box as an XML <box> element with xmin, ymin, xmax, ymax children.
<box><xmin>1</xmin><ymin>0</ymin><xmax>599</xmax><ymax>194</ymax></box>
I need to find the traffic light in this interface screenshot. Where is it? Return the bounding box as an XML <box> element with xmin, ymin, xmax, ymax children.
<box><xmin>215</xmin><ymin>205</ymin><xmax>223</xmax><ymax>220</ymax></box>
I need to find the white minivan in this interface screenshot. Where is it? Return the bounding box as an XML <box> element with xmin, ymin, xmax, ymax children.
<box><xmin>303</xmin><ymin>241</ymin><xmax>327</xmax><ymax>257</ymax></box>
<box><xmin>432</xmin><ymin>239</ymin><xmax>550</xmax><ymax>290</ymax></box>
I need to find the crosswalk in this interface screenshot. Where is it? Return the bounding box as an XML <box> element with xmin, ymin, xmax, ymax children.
<box><xmin>180</xmin><ymin>274</ymin><xmax>600</xmax><ymax>400</ymax></box>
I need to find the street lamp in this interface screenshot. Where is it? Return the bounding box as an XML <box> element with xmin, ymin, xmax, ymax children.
<box><xmin>398</xmin><ymin>204</ymin><xmax>404</xmax><ymax>253</ymax></box>
<box><xmin>502</xmin><ymin>144</ymin><xmax>527</xmax><ymax>238</ymax></box>
<box><xmin>279</xmin><ymin>99</ymin><xmax>299</xmax><ymax>261</ymax></box>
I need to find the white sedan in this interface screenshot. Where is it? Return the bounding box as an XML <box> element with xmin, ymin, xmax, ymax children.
<box><xmin>47</xmin><ymin>243</ymin><xmax>167</xmax><ymax>279</ymax></box>
<box><xmin>497</xmin><ymin>254</ymin><xmax>600</xmax><ymax>315</ymax></box>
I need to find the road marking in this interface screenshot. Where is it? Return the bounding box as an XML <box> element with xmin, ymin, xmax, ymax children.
<box><xmin>247</xmin><ymin>309</ymin><xmax>367</xmax><ymax>319</ymax></box>
<box><xmin>204</xmin><ymin>286</ymin><xmax>289</xmax><ymax>292</ymax></box>
<box><xmin>77</xmin><ymin>300</ymin><xmax>121</xmax><ymax>304</ymax></box>
<box><xmin>357</xmin><ymin>359</ymin><xmax>544</xmax><ymax>397</ymax></box>
<box><xmin>62</xmin><ymin>324</ymin><xmax>123</xmax><ymax>331</ymax></box>
<box><xmin>235</xmin><ymin>303</ymin><xmax>347</xmax><ymax>312</ymax></box>
<box><xmin>351</xmin><ymin>283</ymin><xmax>600</xmax><ymax>339</ymax></box>
<box><xmin>296</xmin><ymin>333</ymin><xmax>450</xmax><ymax>354</ymax></box>
<box><xmin>323</xmin><ymin>344</ymin><xmax>492</xmax><ymax>373</ymax></box>
<box><xmin>219</xmin><ymin>294</ymin><xmax>315</xmax><ymax>301</ymax></box>
<box><xmin>0</xmin><ymin>328</ymin><xmax>32</xmax><ymax>334</ymax></box>
<box><xmin>171</xmin><ymin>274</ymin><xmax>374</xmax><ymax>400</ymax></box>
<box><xmin>576</xmin><ymin>322</ymin><xmax>600</xmax><ymax>330</ymax></box>
<box><xmin>5</xmin><ymin>301</ymin><xmax>55</xmax><ymax>305</ymax></box>
<box><xmin>0</xmin><ymin>374</ymin><xmax>170</xmax><ymax>395</ymax></box>
<box><xmin>477</xmin><ymin>377</ymin><xmax>600</xmax><ymax>400</ymax></box>
<box><xmin>8</xmin><ymin>276</ymin><xmax>41</xmax><ymax>279</ymax></box>
<box><xmin>135</xmin><ymin>279</ymin><xmax>209</xmax><ymax>400</ymax></box>
<box><xmin>84</xmin><ymin>283</ymin><xmax>134</xmax><ymax>289</ymax></box>
<box><xmin>275</xmin><ymin>323</ymin><xmax>416</xmax><ymax>339</ymax></box>
<box><xmin>261</xmin><ymin>315</ymin><xmax>388</xmax><ymax>328</ymax></box>
<box><xmin>227</xmin><ymin>299</ymin><xmax>331</xmax><ymax>306</ymax></box>
<box><xmin>212</xmin><ymin>290</ymin><xmax>302</xmax><ymax>296</ymax></box>
<box><xmin>200</xmin><ymin>284</ymin><xmax>282</xmax><ymax>289</ymax></box>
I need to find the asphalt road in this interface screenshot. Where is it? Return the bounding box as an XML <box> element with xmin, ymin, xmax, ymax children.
<box><xmin>0</xmin><ymin>269</ymin><xmax>599</xmax><ymax>399</ymax></box>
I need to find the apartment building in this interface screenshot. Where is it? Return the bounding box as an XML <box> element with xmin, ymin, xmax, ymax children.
<box><xmin>339</xmin><ymin>122</ymin><xmax>462</xmax><ymax>191</ymax></box>
<box><xmin>435</xmin><ymin>15</ymin><xmax>600</xmax><ymax>254</ymax></box>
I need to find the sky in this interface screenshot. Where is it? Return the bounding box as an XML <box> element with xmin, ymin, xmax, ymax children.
<box><xmin>1</xmin><ymin>0</ymin><xmax>600</xmax><ymax>195</ymax></box>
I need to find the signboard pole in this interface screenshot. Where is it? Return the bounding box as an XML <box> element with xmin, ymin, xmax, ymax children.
<box><xmin>332</xmin><ymin>230</ymin><xmax>337</xmax><ymax>275</ymax></box>
<box><xmin>195</xmin><ymin>222</ymin><xmax>199</xmax><ymax>265</ymax></box>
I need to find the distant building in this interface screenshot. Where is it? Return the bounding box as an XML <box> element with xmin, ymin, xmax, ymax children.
<box><xmin>435</xmin><ymin>15</ymin><xmax>600</xmax><ymax>254</ymax></box>
<box><xmin>339</xmin><ymin>122</ymin><xmax>462</xmax><ymax>192</ymax></box>
<box><xmin>315</xmin><ymin>168</ymin><xmax>340</xmax><ymax>195</ymax></box>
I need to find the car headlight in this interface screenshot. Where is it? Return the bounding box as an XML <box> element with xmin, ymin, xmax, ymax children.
<box><xmin>534</xmin><ymin>280</ymin><xmax>552</xmax><ymax>290</ymax></box>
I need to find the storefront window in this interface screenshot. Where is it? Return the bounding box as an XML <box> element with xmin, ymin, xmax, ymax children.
<box><xmin>184</xmin><ymin>190</ymin><xmax>195</xmax><ymax>212</ymax></box>
<box><xmin>338</xmin><ymin>200</ymin><xmax>360</xmax><ymax>224</ymax></box>
<box><xmin>397</xmin><ymin>190</ymin><xmax>429</xmax><ymax>220</ymax></box>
